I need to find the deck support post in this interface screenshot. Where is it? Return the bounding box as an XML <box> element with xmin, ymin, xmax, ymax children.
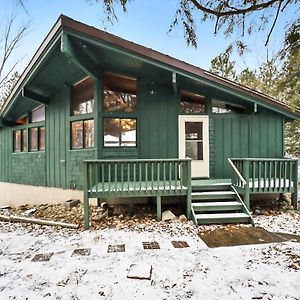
<box><xmin>156</xmin><ymin>195</ymin><xmax>161</xmax><ymax>221</ymax></box>
<box><xmin>243</xmin><ymin>160</ymin><xmax>250</xmax><ymax>209</ymax></box>
<box><xmin>186</xmin><ymin>159</ymin><xmax>192</xmax><ymax>219</ymax></box>
<box><xmin>129</xmin><ymin>198</ymin><xmax>134</xmax><ymax>214</ymax></box>
<box><xmin>96</xmin><ymin>198</ymin><xmax>101</xmax><ymax>207</ymax></box>
<box><xmin>83</xmin><ymin>163</ymin><xmax>90</xmax><ymax>230</ymax></box>
<box><xmin>292</xmin><ymin>160</ymin><xmax>298</xmax><ymax>210</ymax></box>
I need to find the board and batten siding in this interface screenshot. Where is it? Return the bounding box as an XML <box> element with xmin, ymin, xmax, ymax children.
<box><xmin>210</xmin><ymin>111</ymin><xmax>284</xmax><ymax>179</ymax></box>
<box><xmin>139</xmin><ymin>83</ymin><xmax>179</xmax><ymax>159</ymax></box>
<box><xmin>0</xmin><ymin>127</ymin><xmax>12</xmax><ymax>182</ymax></box>
<box><xmin>0</xmin><ymin>126</ymin><xmax>47</xmax><ymax>186</ymax></box>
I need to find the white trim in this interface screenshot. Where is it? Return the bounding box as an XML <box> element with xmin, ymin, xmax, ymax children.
<box><xmin>178</xmin><ymin>115</ymin><xmax>210</xmax><ymax>178</ymax></box>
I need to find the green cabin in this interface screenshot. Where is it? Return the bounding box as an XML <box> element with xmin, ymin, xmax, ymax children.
<box><xmin>0</xmin><ymin>15</ymin><xmax>299</xmax><ymax>228</ymax></box>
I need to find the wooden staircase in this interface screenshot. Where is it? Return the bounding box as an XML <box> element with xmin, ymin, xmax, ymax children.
<box><xmin>191</xmin><ymin>180</ymin><xmax>254</xmax><ymax>225</ymax></box>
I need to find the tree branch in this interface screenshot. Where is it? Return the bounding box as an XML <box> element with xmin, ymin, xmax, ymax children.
<box><xmin>264</xmin><ymin>1</ymin><xmax>282</xmax><ymax>46</ymax></box>
<box><xmin>189</xmin><ymin>0</ymin><xmax>281</xmax><ymax>17</ymax></box>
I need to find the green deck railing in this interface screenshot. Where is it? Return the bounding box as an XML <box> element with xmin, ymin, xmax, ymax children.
<box><xmin>83</xmin><ymin>158</ymin><xmax>192</xmax><ymax>229</ymax></box>
<box><xmin>228</xmin><ymin>158</ymin><xmax>298</xmax><ymax>210</ymax></box>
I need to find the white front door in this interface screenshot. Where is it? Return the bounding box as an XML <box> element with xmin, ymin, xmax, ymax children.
<box><xmin>179</xmin><ymin>115</ymin><xmax>209</xmax><ymax>178</ymax></box>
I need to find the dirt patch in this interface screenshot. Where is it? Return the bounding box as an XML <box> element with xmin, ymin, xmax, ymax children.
<box><xmin>0</xmin><ymin>203</ymin><xmax>185</xmax><ymax>230</ymax></box>
<box><xmin>199</xmin><ymin>226</ymin><xmax>300</xmax><ymax>248</ymax></box>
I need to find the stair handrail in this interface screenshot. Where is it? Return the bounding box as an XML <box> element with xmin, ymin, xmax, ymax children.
<box><xmin>231</xmin><ymin>185</ymin><xmax>255</xmax><ymax>226</ymax></box>
<box><xmin>228</xmin><ymin>158</ymin><xmax>247</xmax><ymax>186</ymax></box>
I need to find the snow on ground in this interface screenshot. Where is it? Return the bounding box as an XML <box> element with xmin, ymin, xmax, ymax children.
<box><xmin>254</xmin><ymin>212</ymin><xmax>300</xmax><ymax>235</ymax></box>
<box><xmin>0</xmin><ymin>216</ymin><xmax>300</xmax><ymax>300</ymax></box>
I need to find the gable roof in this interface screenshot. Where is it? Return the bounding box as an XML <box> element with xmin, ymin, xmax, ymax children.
<box><xmin>1</xmin><ymin>14</ymin><xmax>299</xmax><ymax>121</ymax></box>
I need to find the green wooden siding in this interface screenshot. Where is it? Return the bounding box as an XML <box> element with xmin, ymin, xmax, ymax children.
<box><xmin>139</xmin><ymin>83</ymin><xmax>178</xmax><ymax>159</ymax></box>
<box><xmin>46</xmin><ymin>87</ymin><xmax>68</xmax><ymax>188</ymax></box>
<box><xmin>0</xmin><ymin>127</ymin><xmax>11</xmax><ymax>182</ymax></box>
<box><xmin>211</xmin><ymin>112</ymin><xmax>284</xmax><ymax>179</ymax></box>
<box><xmin>11</xmin><ymin>152</ymin><xmax>46</xmax><ymax>186</ymax></box>
<box><xmin>0</xmin><ymin>78</ymin><xmax>285</xmax><ymax>189</ymax></box>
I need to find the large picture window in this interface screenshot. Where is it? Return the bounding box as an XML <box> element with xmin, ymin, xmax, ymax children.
<box><xmin>103</xmin><ymin>73</ymin><xmax>137</xmax><ymax>112</ymax></box>
<box><xmin>71</xmin><ymin>120</ymin><xmax>94</xmax><ymax>149</ymax></box>
<box><xmin>71</xmin><ymin>77</ymin><xmax>94</xmax><ymax>115</ymax></box>
<box><xmin>104</xmin><ymin>118</ymin><xmax>136</xmax><ymax>147</ymax></box>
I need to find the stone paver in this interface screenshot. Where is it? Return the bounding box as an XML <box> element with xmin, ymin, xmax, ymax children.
<box><xmin>142</xmin><ymin>241</ymin><xmax>160</xmax><ymax>250</ymax></box>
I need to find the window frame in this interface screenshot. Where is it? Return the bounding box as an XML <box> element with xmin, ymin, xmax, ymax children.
<box><xmin>70</xmin><ymin>119</ymin><xmax>95</xmax><ymax>150</ymax></box>
<box><xmin>102</xmin><ymin>73</ymin><xmax>138</xmax><ymax>150</ymax></box>
<box><xmin>13</xmin><ymin>122</ymin><xmax>46</xmax><ymax>153</ymax></box>
<box><xmin>103</xmin><ymin>117</ymin><xmax>137</xmax><ymax>148</ymax></box>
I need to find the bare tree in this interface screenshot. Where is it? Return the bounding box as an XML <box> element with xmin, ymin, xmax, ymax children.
<box><xmin>0</xmin><ymin>1</ymin><xmax>30</xmax><ymax>110</ymax></box>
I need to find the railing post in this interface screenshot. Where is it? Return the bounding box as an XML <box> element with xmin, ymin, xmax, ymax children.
<box><xmin>292</xmin><ymin>160</ymin><xmax>298</xmax><ymax>210</ymax></box>
<box><xmin>243</xmin><ymin>160</ymin><xmax>250</xmax><ymax>209</ymax></box>
<box><xmin>83</xmin><ymin>162</ymin><xmax>90</xmax><ymax>230</ymax></box>
<box><xmin>186</xmin><ymin>159</ymin><xmax>192</xmax><ymax>219</ymax></box>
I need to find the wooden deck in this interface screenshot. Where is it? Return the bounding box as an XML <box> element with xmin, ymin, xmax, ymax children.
<box><xmin>82</xmin><ymin>157</ymin><xmax>298</xmax><ymax>229</ymax></box>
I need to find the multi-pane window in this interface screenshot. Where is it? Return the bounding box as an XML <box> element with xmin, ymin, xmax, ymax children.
<box><xmin>180</xmin><ymin>91</ymin><xmax>205</xmax><ymax>113</ymax></box>
<box><xmin>13</xmin><ymin>106</ymin><xmax>46</xmax><ymax>153</ymax></box>
<box><xmin>104</xmin><ymin>118</ymin><xmax>136</xmax><ymax>147</ymax></box>
<box><xmin>71</xmin><ymin>120</ymin><xmax>94</xmax><ymax>149</ymax></box>
<box><xmin>70</xmin><ymin>77</ymin><xmax>95</xmax><ymax>150</ymax></box>
<box><xmin>103</xmin><ymin>73</ymin><xmax>137</xmax><ymax>148</ymax></box>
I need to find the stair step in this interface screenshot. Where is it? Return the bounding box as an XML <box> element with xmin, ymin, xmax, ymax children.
<box><xmin>195</xmin><ymin>212</ymin><xmax>250</xmax><ymax>224</ymax></box>
<box><xmin>192</xmin><ymin>191</ymin><xmax>236</xmax><ymax>200</ymax></box>
<box><xmin>192</xmin><ymin>184</ymin><xmax>232</xmax><ymax>192</ymax></box>
<box><xmin>192</xmin><ymin>201</ymin><xmax>243</xmax><ymax>212</ymax></box>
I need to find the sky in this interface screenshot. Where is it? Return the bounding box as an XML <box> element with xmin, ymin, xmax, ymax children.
<box><xmin>1</xmin><ymin>0</ymin><xmax>298</xmax><ymax>77</ymax></box>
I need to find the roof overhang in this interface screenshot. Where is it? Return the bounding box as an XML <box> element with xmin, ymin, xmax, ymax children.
<box><xmin>1</xmin><ymin>14</ymin><xmax>299</xmax><ymax>123</ymax></box>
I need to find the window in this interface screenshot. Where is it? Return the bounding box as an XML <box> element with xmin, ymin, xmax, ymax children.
<box><xmin>71</xmin><ymin>120</ymin><xmax>94</xmax><ymax>149</ymax></box>
<box><xmin>13</xmin><ymin>106</ymin><xmax>46</xmax><ymax>153</ymax></box>
<box><xmin>32</xmin><ymin>106</ymin><xmax>45</xmax><ymax>122</ymax></box>
<box><xmin>180</xmin><ymin>91</ymin><xmax>205</xmax><ymax>113</ymax></box>
<box><xmin>29</xmin><ymin>126</ymin><xmax>45</xmax><ymax>151</ymax></box>
<box><xmin>14</xmin><ymin>130</ymin><xmax>21</xmax><ymax>152</ymax></box>
<box><xmin>104</xmin><ymin>118</ymin><xmax>136</xmax><ymax>147</ymax></box>
<box><xmin>212</xmin><ymin>99</ymin><xmax>245</xmax><ymax>114</ymax></box>
<box><xmin>30</xmin><ymin>128</ymin><xmax>38</xmax><ymax>151</ymax></box>
<box><xmin>103</xmin><ymin>73</ymin><xmax>137</xmax><ymax>112</ymax></box>
<box><xmin>14</xmin><ymin>129</ymin><xmax>27</xmax><ymax>152</ymax></box>
<box><xmin>71</xmin><ymin>77</ymin><xmax>94</xmax><ymax>115</ymax></box>
<box><xmin>70</xmin><ymin>77</ymin><xmax>95</xmax><ymax>150</ymax></box>
<box><xmin>16</xmin><ymin>115</ymin><xmax>28</xmax><ymax>125</ymax></box>
<box><xmin>39</xmin><ymin>127</ymin><xmax>45</xmax><ymax>151</ymax></box>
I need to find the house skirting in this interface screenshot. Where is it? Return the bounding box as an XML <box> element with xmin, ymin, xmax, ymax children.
<box><xmin>0</xmin><ymin>182</ymin><xmax>83</xmax><ymax>208</ymax></box>
<box><xmin>0</xmin><ymin>182</ymin><xmax>160</xmax><ymax>207</ymax></box>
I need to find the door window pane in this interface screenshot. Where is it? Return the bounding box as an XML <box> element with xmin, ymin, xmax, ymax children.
<box><xmin>30</xmin><ymin>128</ymin><xmax>38</xmax><ymax>151</ymax></box>
<box><xmin>71</xmin><ymin>121</ymin><xmax>83</xmax><ymax>149</ymax></box>
<box><xmin>185</xmin><ymin>122</ymin><xmax>203</xmax><ymax>140</ymax></box>
<box><xmin>185</xmin><ymin>141</ymin><xmax>203</xmax><ymax>160</ymax></box>
<box><xmin>84</xmin><ymin>120</ymin><xmax>94</xmax><ymax>148</ymax></box>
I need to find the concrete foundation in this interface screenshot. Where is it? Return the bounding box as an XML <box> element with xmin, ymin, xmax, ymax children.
<box><xmin>0</xmin><ymin>182</ymin><xmax>83</xmax><ymax>208</ymax></box>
